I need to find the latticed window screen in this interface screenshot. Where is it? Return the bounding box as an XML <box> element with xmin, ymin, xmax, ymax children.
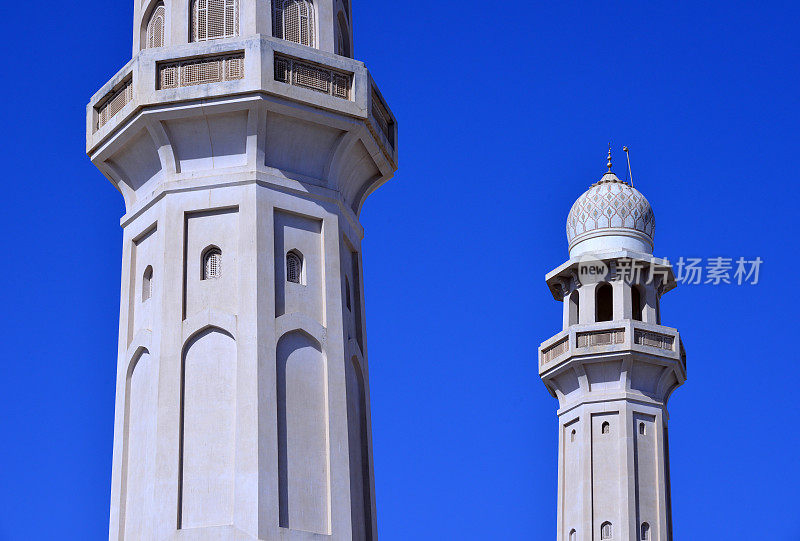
<box><xmin>159</xmin><ymin>54</ymin><xmax>244</xmax><ymax>89</ymax></box>
<box><xmin>273</xmin><ymin>54</ymin><xmax>351</xmax><ymax>100</ymax></box>
<box><xmin>203</xmin><ymin>248</ymin><xmax>222</xmax><ymax>280</ymax></box>
<box><xmin>97</xmin><ymin>80</ymin><xmax>133</xmax><ymax>130</ymax></box>
<box><xmin>286</xmin><ymin>252</ymin><xmax>302</xmax><ymax>283</ymax></box>
<box><xmin>600</xmin><ymin>522</ymin><xmax>613</xmax><ymax>539</ymax></box>
<box><xmin>146</xmin><ymin>4</ymin><xmax>166</xmax><ymax>48</ymax></box>
<box><xmin>191</xmin><ymin>0</ymin><xmax>238</xmax><ymax>42</ymax></box>
<box><xmin>273</xmin><ymin>0</ymin><xmax>315</xmax><ymax>47</ymax></box>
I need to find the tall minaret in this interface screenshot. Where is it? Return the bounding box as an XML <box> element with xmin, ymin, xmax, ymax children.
<box><xmin>538</xmin><ymin>151</ymin><xmax>686</xmax><ymax>541</ymax></box>
<box><xmin>86</xmin><ymin>1</ymin><xmax>396</xmax><ymax>539</ymax></box>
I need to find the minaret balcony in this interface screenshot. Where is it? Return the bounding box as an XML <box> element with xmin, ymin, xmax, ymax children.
<box><xmin>86</xmin><ymin>35</ymin><xmax>396</xmax><ymax>164</ymax></box>
<box><xmin>539</xmin><ymin>319</ymin><xmax>686</xmax><ymax>377</ymax></box>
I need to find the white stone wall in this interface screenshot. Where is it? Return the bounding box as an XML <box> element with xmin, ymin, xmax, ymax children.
<box><xmin>91</xmin><ymin>11</ymin><xmax>394</xmax><ymax>537</ymax></box>
<box><xmin>540</xmin><ymin>254</ymin><xmax>685</xmax><ymax>541</ymax></box>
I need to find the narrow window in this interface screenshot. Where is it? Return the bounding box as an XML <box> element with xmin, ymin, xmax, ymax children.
<box><xmin>640</xmin><ymin>522</ymin><xmax>650</xmax><ymax>540</ymax></box>
<box><xmin>286</xmin><ymin>251</ymin><xmax>302</xmax><ymax>284</ymax></box>
<box><xmin>569</xmin><ymin>529</ymin><xmax>577</xmax><ymax>541</ymax></box>
<box><xmin>601</xmin><ymin>521</ymin><xmax>613</xmax><ymax>539</ymax></box>
<box><xmin>345</xmin><ymin>275</ymin><xmax>352</xmax><ymax>311</ymax></box>
<box><xmin>601</xmin><ymin>421</ymin><xmax>610</xmax><ymax>435</ymax></box>
<box><xmin>142</xmin><ymin>266</ymin><xmax>153</xmax><ymax>301</ymax></box>
<box><xmin>202</xmin><ymin>247</ymin><xmax>222</xmax><ymax>280</ymax></box>
<box><xmin>570</xmin><ymin>429</ymin><xmax>576</xmax><ymax>442</ymax></box>
<box><xmin>631</xmin><ymin>285</ymin><xmax>643</xmax><ymax>321</ymax></box>
<box><xmin>568</xmin><ymin>290</ymin><xmax>580</xmax><ymax>326</ymax></box>
<box><xmin>191</xmin><ymin>0</ymin><xmax>239</xmax><ymax>42</ymax></box>
<box><xmin>639</xmin><ymin>422</ymin><xmax>646</xmax><ymax>436</ymax></box>
<box><xmin>145</xmin><ymin>3</ymin><xmax>166</xmax><ymax>48</ymax></box>
<box><xmin>273</xmin><ymin>0</ymin><xmax>315</xmax><ymax>47</ymax></box>
<box><xmin>336</xmin><ymin>12</ymin><xmax>350</xmax><ymax>57</ymax></box>
<box><xmin>596</xmin><ymin>283</ymin><xmax>613</xmax><ymax>322</ymax></box>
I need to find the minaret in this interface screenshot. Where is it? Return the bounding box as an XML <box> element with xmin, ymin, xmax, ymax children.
<box><xmin>538</xmin><ymin>151</ymin><xmax>686</xmax><ymax>541</ymax></box>
<box><xmin>86</xmin><ymin>1</ymin><xmax>396</xmax><ymax>539</ymax></box>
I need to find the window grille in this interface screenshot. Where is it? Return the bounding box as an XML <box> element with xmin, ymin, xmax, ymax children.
<box><xmin>142</xmin><ymin>266</ymin><xmax>153</xmax><ymax>301</ymax></box>
<box><xmin>601</xmin><ymin>422</ymin><xmax>610</xmax><ymax>435</ymax></box>
<box><xmin>273</xmin><ymin>0</ymin><xmax>315</xmax><ymax>47</ymax></box>
<box><xmin>286</xmin><ymin>252</ymin><xmax>302</xmax><ymax>284</ymax></box>
<box><xmin>273</xmin><ymin>54</ymin><xmax>351</xmax><ymax>100</ymax></box>
<box><xmin>203</xmin><ymin>248</ymin><xmax>222</xmax><ymax>280</ymax></box>
<box><xmin>96</xmin><ymin>79</ymin><xmax>133</xmax><ymax>130</ymax></box>
<box><xmin>191</xmin><ymin>0</ymin><xmax>238</xmax><ymax>42</ymax></box>
<box><xmin>158</xmin><ymin>53</ymin><xmax>244</xmax><ymax>89</ymax></box>
<box><xmin>641</xmin><ymin>522</ymin><xmax>650</xmax><ymax>540</ymax></box>
<box><xmin>146</xmin><ymin>4</ymin><xmax>166</xmax><ymax>48</ymax></box>
<box><xmin>600</xmin><ymin>522</ymin><xmax>613</xmax><ymax>539</ymax></box>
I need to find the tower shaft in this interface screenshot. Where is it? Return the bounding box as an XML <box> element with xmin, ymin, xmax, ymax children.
<box><xmin>87</xmin><ymin>2</ymin><xmax>396</xmax><ymax>539</ymax></box>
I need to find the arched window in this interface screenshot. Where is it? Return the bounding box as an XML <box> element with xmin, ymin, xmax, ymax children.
<box><xmin>600</xmin><ymin>521</ymin><xmax>613</xmax><ymax>539</ymax></box>
<box><xmin>145</xmin><ymin>3</ymin><xmax>166</xmax><ymax>48</ymax></box>
<box><xmin>596</xmin><ymin>283</ymin><xmax>613</xmax><ymax>322</ymax></box>
<box><xmin>570</xmin><ymin>429</ymin><xmax>576</xmax><ymax>442</ymax></box>
<box><xmin>601</xmin><ymin>421</ymin><xmax>610</xmax><ymax>435</ymax></box>
<box><xmin>203</xmin><ymin>247</ymin><xmax>222</xmax><ymax>280</ymax></box>
<box><xmin>640</xmin><ymin>522</ymin><xmax>650</xmax><ymax>540</ymax></box>
<box><xmin>631</xmin><ymin>285</ymin><xmax>643</xmax><ymax>321</ymax></box>
<box><xmin>286</xmin><ymin>251</ymin><xmax>302</xmax><ymax>284</ymax></box>
<box><xmin>142</xmin><ymin>266</ymin><xmax>153</xmax><ymax>301</ymax></box>
<box><xmin>639</xmin><ymin>422</ymin><xmax>646</xmax><ymax>436</ymax></box>
<box><xmin>345</xmin><ymin>275</ymin><xmax>352</xmax><ymax>310</ymax></box>
<box><xmin>273</xmin><ymin>0</ymin><xmax>315</xmax><ymax>47</ymax></box>
<box><xmin>335</xmin><ymin>12</ymin><xmax>350</xmax><ymax>57</ymax></box>
<box><xmin>568</xmin><ymin>290</ymin><xmax>580</xmax><ymax>326</ymax></box>
<box><xmin>191</xmin><ymin>0</ymin><xmax>239</xmax><ymax>42</ymax></box>
<box><xmin>569</xmin><ymin>529</ymin><xmax>577</xmax><ymax>541</ymax></box>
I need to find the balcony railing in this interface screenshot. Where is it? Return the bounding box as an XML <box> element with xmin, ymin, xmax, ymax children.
<box><xmin>274</xmin><ymin>54</ymin><xmax>351</xmax><ymax>100</ymax></box>
<box><xmin>158</xmin><ymin>53</ymin><xmax>244</xmax><ymax>90</ymax></box>
<box><xmin>539</xmin><ymin>321</ymin><xmax>684</xmax><ymax>371</ymax></box>
<box><xmin>96</xmin><ymin>78</ymin><xmax>133</xmax><ymax>131</ymax></box>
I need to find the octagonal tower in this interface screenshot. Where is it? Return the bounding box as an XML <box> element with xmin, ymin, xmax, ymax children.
<box><xmin>86</xmin><ymin>1</ymin><xmax>396</xmax><ymax>539</ymax></box>
<box><xmin>538</xmin><ymin>152</ymin><xmax>685</xmax><ymax>541</ymax></box>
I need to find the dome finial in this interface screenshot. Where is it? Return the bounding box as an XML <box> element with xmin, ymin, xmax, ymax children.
<box><xmin>606</xmin><ymin>143</ymin><xmax>613</xmax><ymax>172</ymax></box>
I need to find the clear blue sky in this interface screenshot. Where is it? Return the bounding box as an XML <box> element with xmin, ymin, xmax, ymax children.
<box><xmin>0</xmin><ymin>1</ymin><xmax>798</xmax><ymax>540</ymax></box>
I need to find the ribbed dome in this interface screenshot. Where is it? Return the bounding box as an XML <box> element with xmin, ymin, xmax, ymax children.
<box><xmin>566</xmin><ymin>171</ymin><xmax>655</xmax><ymax>256</ymax></box>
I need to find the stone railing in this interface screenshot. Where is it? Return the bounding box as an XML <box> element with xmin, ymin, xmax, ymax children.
<box><xmin>370</xmin><ymin>88</ymin><xmax>394</xmax><ymax>147</ymax></box>
<box><xmin>634</xmin><ymin>329</ymin><xmax>674</xmax><ymax>351</ymax></box>
<box><xmin>274</xmin><ymin>54</ymin><xmax>351</xmax><ymax>100</ymax></box>
<box><xmin>541</xmin><ymin>337</ymin><xmax>569</xmax><ymax>366</ymax></box>
<box><xmin>96</xmin><ymin>78</ymin><xmax>133</xmax><ymax>131</ymax></box>
<box><xmin>158</xmin><ymin>52</ymin><xmax>245</xmax><ymax>90</ymax></box>
<box><xmin>539</xmin><ymin>321</ymin><xmax>684</xmax><ymax>371</ymax></box>
<box><xmin>576</xmin><ymin>328</ymin><xmax>625</xmax><ymax>348</ymax></box>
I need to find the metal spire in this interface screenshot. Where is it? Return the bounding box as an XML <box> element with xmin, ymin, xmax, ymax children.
<box><xmin>607</xmin><ymin>143</ymin><xmax>613</xmax><ymax>172</ymax></box>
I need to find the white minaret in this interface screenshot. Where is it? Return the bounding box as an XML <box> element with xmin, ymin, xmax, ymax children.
<box><xmin>86</xmin><ymin>1</ymin><xmax>396</xmax><ymax>539</ymax></box>
<box><xmin>538</xmin><ymin>151</ymin><xmax>686</xmax><ymax>541</ymax></box>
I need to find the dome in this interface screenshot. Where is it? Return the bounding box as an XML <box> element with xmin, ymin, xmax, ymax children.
<box><xmin>566</xmin><ymin>170</ymin><xmax>655</xmax><ymax>257</ymax></box>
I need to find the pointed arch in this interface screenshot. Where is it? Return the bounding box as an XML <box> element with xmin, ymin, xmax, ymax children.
<box><xmin>145</xmin><ymin>3</ymin><xmax>166</xmax><ymax>48</ymax></box>
<box><xmin>273</xmin><ymin>0</ymin><xmax>316</xmax><ymax>47</ymax></box>
<box><xmin>191</xmin><ymin>0</ymin><xmax>239</xmax><ymax>42</ymax></box>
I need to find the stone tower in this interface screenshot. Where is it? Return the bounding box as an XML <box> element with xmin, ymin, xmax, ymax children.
<box><xmin>538</xmin><ymin>153</ymin><xmax>686</xmax><ymax>541</ymax></box>
<box><xmin>86</xmin><ymin>0</ymin><xmax>396</xmax><ymax>539</ymax></box>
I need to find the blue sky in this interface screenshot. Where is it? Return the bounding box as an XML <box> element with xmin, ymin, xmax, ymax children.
<box><xmin>1</xmin><ymin>1</ymin><xmax>798</xmax><ymax>539</ymax></box>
